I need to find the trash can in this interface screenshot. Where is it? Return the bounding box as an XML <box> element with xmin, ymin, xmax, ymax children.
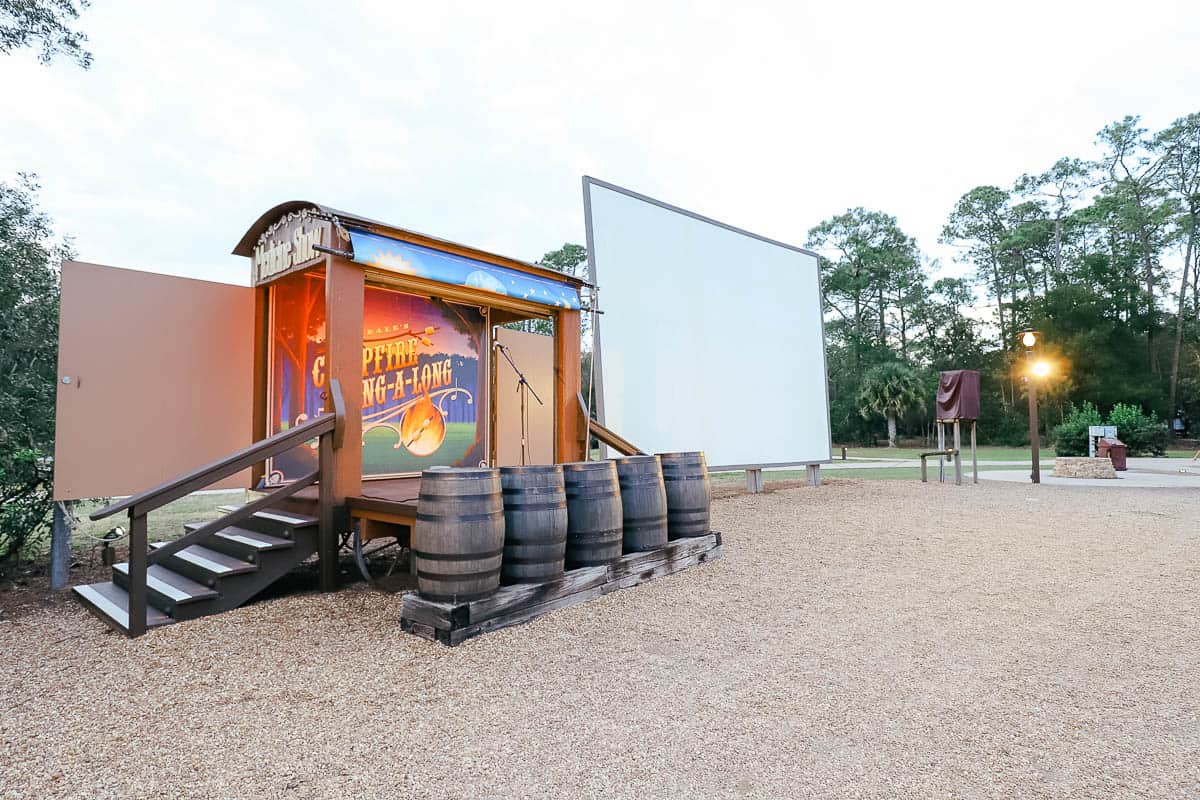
<box><xmin>1097</xmin><ymin>438</ymin><xmax>1128</xmax><ymax>471</ymax></box>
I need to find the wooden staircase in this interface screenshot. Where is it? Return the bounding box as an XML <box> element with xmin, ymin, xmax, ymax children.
<box><xmin>73</xmin><ymin>508</ymin><xmax>319</xmax><ymax>633</ymax></box>
<box><xmin>72</xmin><ymin>380</ymin><xmax>346</xmax><ymax>637</ymax></box>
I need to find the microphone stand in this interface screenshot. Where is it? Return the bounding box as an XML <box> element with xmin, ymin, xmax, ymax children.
<box><xmin>496</xmin><ymin>342</ymin><xmax>544</xmax><ymax>465</ymax></box>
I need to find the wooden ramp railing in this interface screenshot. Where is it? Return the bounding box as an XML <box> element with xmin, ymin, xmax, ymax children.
<box><xmin>89</xmin><ymin>380</ymin><xmax>346</xmax><ymax>636</ymax></box>
<box><xmin>577</xmin><ymin>392</ymin><xmax>644</xmax><ymax>457</ymax></box>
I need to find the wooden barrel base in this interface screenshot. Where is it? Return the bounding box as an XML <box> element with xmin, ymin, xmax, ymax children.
<box><xmin>401</xmin><ymin>532</ymin><xmax>723</xmax><ymax>646</ymax></box>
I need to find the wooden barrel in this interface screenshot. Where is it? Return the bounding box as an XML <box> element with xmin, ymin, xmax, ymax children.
<box><xmin>499</xmin><ymin>465</ymin><xmax>567</xmax><ymax>584</ymax></box>
<box><xmin>413</xmin><ymin>468</ymin><xmax>504</xmax><ymax>602</ymax></box>
<box><xmin>561</xmin><ymin>461</ymin><xmax>623</xmax><ymax>567</ymax></box>
<box><xmin>612</xmin><ymin>455</ymin><xmax>668</xmax><ymax>553</ymax></box>
<box><xmin>659</xmin><ymin>451</ymin><xmax>711</xmax><ymax>539</ymax></box>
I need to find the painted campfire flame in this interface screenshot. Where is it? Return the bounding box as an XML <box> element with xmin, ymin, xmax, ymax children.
<box><xmin>399</xmin><ymin>389</ymin><xmax>445</xmax><ymax>456</ymax></box>
<box><xmin>360</xmin><ymin>385</ymin><xmax>473</xmax><ymax>457</ymax></box>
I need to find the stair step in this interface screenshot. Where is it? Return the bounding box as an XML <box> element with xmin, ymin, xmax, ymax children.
<box><xmin>193</xmin><ymin>525</ymin><xmax>294</xmax><ymax>550</ymax></box>
<box><xmin>72</xmin><ymin>582</ymin><xmax>173</xmax><ymax>633</ymax></box>
<box><xmin>150</xmin><ymin>542</ymin><xmax>258</xmax><ymax>585</ymax></box>
<box><xmin>113</xmin><ymin>563</ymin><xmax>218</xmax><ymax>605</ymax></box>
<box><xmin>217</xmin><ymin>505</ymin><xmax>318</xmax><ymax>528</ymax></box>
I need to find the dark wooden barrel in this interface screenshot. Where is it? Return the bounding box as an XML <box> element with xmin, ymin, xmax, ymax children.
<box><xmin>659</xmin><ymin>451</ymin><xmax>711</xmax><ymax>539</ymax></box>
<box><xmin>612</xmin><ymin>455</ymin><xmax>668</xmax><ymax>553</ymax></box>
<box><xmin>499</xmin><ymin>465</ymin><xmax>567</xmax><ymax>584</ymax></box>
<box><xmin>413</xmin><ymin>468</ymin><xmax>504</xmax><ymax>602</ymax></box>
<box><xmin>561</xmin><ymin>461</ymin><xmax>623</xmax><ymax>567</ymax></box>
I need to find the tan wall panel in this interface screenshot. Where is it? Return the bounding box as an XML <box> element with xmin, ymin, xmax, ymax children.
<box><xmin>54</xmin><ymin>261</ymin><xmax>255</xmax><ymax>500</ymax></box>
<box><xmin>495</xmin><ymin>328</ymin><xmax>555</xmax><ymax>466</ymax></box>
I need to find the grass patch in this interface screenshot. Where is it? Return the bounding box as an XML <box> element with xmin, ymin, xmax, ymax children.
<box><xmin>711</xmin><ymin>462</ymin><xmax>1054</xmax><ymax>483</ymax></box>
<box><xmin>836</xmin><ymin>446</ymin><xmax>1056</xmax><ymax>461</ymax></box>
<box><xmin>21</xmin><ymin>490</ymin><xmax>254</xmax><ymax>561</ymax></box>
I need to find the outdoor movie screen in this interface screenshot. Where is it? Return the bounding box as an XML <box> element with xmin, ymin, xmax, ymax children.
<box><xmin>583</xmin><ymin>178</ymin><xmax>832</xmax><ymax>468</ymax></box>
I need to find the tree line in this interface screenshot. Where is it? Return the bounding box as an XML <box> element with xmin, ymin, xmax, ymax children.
<box><xmin>810</xmin><ymin>111</ymin><xmax>1200</xmax><ymax>447</ymax></box>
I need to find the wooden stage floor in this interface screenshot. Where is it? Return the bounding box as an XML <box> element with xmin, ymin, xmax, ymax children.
<box><xmin>288</xmin><ymin>476</ymin><xmax>420</xmax><ymax>524</ymax></box>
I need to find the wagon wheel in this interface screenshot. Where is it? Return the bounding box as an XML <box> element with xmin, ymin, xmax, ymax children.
<box><xmin>350</xmin><ymin>522</ymin><xmax>414</xmax><ymax>592</ymax></box>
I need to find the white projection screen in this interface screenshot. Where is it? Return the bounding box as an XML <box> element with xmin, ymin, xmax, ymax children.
<box><xmin>583</xmin><ymin>177</ymin><xmax>831</xmax><ymax>469</ymax></box>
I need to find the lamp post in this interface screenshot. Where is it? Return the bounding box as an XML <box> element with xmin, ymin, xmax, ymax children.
<box><xmin>1019</xmin><ymin>330</ymin><xmax>1041</xmax><ymax>484</ymax></box>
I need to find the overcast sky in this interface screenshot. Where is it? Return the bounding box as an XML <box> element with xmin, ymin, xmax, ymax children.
<box><xmin>3</xmin><ymin>1</ymin><xmax>1198</xmax><ymax>288</ymax></box>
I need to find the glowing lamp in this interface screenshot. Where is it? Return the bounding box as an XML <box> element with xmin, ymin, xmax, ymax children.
<box><xmin>1021</xmin><ymin>331</ymin><xmax>1038</xmax><ymax>348</ymax></box>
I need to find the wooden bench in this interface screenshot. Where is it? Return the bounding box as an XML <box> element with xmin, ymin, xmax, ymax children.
<box><xmin>919</xmin><ymin>448</ymin><xmax>961</xmax><ymax>485</ymax></box>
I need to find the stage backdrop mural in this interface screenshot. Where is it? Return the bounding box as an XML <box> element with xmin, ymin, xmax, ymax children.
<box><xmin>268</xmin><ymin>272</ymin><xmax>484</xmax><ymax>482</ymax></box>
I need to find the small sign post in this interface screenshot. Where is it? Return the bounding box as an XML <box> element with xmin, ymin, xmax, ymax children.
<box><xmin>1088</xmin><ymin>425</ymin><xmax>1118</xmax><ymax>457</ymax></box>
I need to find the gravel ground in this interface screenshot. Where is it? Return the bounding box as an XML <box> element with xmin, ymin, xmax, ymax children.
<box><xmin>2</xmin><ymin>479</ymin><xmax>1198</xmax><ymax>799</ymax></box>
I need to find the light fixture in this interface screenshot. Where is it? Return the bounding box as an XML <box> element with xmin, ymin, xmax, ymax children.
<box><xmin>1022</xmin><ymin>331</ymin><xmax>1038</xmax><ymax>348</ymax></box>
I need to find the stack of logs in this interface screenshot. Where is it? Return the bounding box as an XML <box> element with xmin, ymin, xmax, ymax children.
<box><xmin>400</xmin><ymin>452</ymin><xmax>722</xmax><ymax>645</ymax></box>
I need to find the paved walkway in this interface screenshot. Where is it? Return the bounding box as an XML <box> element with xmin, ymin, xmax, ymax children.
<box><xmin>981</xmin><ymin>457</ymin><xmax>1200</xmax><ymax>488</ymax></box>
<box><xmin>793</xmin><ymin>455</ymin><xmax>1200</xmax><ymax>488</ymax></box>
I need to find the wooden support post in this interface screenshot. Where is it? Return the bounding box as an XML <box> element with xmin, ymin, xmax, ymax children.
<box><xmin>554</xmin><ymin>309</ymin><xmax>584</xmax><ymax>463</ymax></box>
<box><xmin>250</xmin><ymin>286</ymin><xmax>270</xmax><ymax>488</ymax></box>
<box><xmin>746</xmin><ymin>468</ymin><xmax>764</xmax><ymax>493</ymax></box>
<box><xmin>126</xmin><ymin>511</ymin><xmax>148</xmax><ymax>637</ymax></box>
<box><xmin>953</xmin><ymin>420</ymin><xmax>962</xmax><ymax>486</ymax></box>
<box><xmin>320</xmin><ymin>256</ymin><xmax>364</xmax><ymax>593</ymax></box>
<box><xmin>937</xmin><ymin>422</ymin><xmax>945</xmax><ymax>483</ymax></box>
<box><xmin>921</xmin><ymin>454</ymin><xmax>928</xmax><ymax>483</ymax></box>
<box><xmin>806</xmin><ymin>464</ymin><xmax>820</xmax><ymax>487</ymax></box>
<box><xmin>318</xmin><ymin>431</ymin><xmax>336</xmax><ymax>592</ymax></box>
<box><xmin>49</xmin><ymin>501</ymin><xmax>71</xmax><ymax>589</ymax></box>
<box><xmin>325</xmin><ymin>256</ymin><xmax>363</xmax><ymax>502</ymax></box>
<box><xmin>971</xmin><ymin>421</ymin><xmax>978</xmax><ymax>484</ymax></box>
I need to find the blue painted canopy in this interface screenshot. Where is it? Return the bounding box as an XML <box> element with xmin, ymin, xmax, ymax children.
<box><xmin>348</xmin><ymin>228</ymin><xmax>580</xmax><ymax>310</ymax></box>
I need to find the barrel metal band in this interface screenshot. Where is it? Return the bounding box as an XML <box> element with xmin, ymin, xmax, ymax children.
<box><xmin>565</xmin><ymin>489</ymin><xmax>619</xmax><ymax>499</ymax></box>
<box><xmin>418</xmin><ymin>491</ymin><xmax>500</xmax><ymax>501</ymax></box>
<box><xmin>503</xmin><ymin>554</ymin><xmax>566</xmax><ymax>565</ymax></box>
<box><xmin>416</xmin><ymin>510</ymin><xmax>503</xmax><ymax>523</ymax></box>
<box><xmin>413</xmin><ymin>547</ymin><xmax>504</xmax><ymax>562</ymax></box>
<box><xmin>503</xmin><ymin>500</ymin><xmax>567</xmax><ymax>511</ymax></box>
<box><xmin>505</xmin><ymin>533</ymin><xmax>568</xmax><ymax>545</ymax></box>
<box><xmin>417</xmin><ymin>568</ymin><xmax>500</xmax><ymax>582</ymax></box>
<box><xmin>623</xmin><ymin>513</ymin><xmax>668</xmax><ymax>525</ymax></box>
<box><xmin>566</xmin><ymin>529</ymin><xmax>622</xmax><ymax>541</ymax></box>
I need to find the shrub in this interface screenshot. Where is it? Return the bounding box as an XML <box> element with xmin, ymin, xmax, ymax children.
<box><xmin>0</xmin><ymin>448</ymin><xmax>53</xmax><ymax>563</ymax></box>
<box><xmin>1050</xmin><ymin>401</ymin><xmax>1103</xmax><ymax>456</ymax></box>
<box><xmin>1106</xmin><ymin>403</ymin><xmax>1168</xmax><ymax>456</ymax></box>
